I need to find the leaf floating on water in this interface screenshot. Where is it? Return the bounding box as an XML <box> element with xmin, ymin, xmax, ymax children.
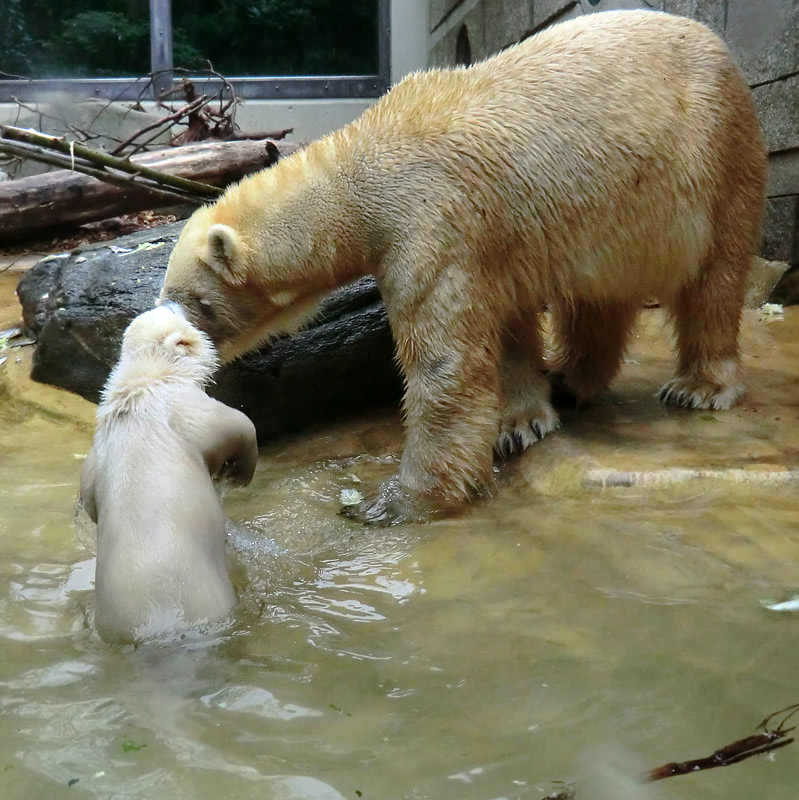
<box><xmin>121</xmin><ymin>739</ymin><xmax>147</xmax><ymax>752</ymax></box>
<box><xmin>699</xmin><ymin>413</ymin><xmax>718</xmax><ymax>422</ymax></box>
<box><xmin>340</xmin><ymin>488</ymin><xmax>364</xmax><ymax>506</ymax></box>
<box><xmin>68</xmin><ymin>778</ymin><xmax>79</xmax><ymax>788</ymax></box>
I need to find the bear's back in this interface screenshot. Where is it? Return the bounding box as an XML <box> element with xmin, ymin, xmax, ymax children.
<box><xmin>336</xmin><ymin>10</ymin><xmax>763</xmax><ymax>302</ymax></box>
<box><xmin>358</xmin><ymin>11</ymin><xmax>747</xmax><ymax>155</ymax></box>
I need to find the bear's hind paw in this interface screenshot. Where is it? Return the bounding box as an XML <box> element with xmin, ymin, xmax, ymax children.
<box><xmin>658</xmin><ymin>376</ymin><xmax>745</xmax><ymax>411</ymax></box>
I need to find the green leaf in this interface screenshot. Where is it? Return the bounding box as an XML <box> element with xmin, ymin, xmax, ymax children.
<box><xmin>121</xmin><ymin>739</ymin><xmax>147</xmax><ymax>752</ymax></box>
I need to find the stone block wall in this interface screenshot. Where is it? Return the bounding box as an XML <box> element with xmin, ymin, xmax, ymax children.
<box><xmin>429</xmin><ymin>0</ymin><xmax>799</xmax><ymax>276</ymax></box>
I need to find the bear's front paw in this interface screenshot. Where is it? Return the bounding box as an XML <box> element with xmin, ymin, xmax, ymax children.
<box><xmin>340</xmin><ymin>494</ymin><xmax>409</xmax><ymax>526</ymax></box>
<box><xmin>495</xmin><ymin>401</ymin><xmax>560</xmax><ymax>458</ymax></box>
<box><xmin>339</xmin><ymin>476</ymin><xmax>441</xmax><ymax>526</ymax></box>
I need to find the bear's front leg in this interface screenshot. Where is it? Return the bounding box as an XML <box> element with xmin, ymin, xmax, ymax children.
<box><xmin>342</xmin><ymin>308</ymin><xmax>502</xmax><ymax>525</ymax></box>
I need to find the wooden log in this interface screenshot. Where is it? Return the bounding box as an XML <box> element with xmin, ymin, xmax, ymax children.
<box><xmin>0</xmin><ymin>139</ymin><xmax>299</xmax><ymax>244</ymax></box>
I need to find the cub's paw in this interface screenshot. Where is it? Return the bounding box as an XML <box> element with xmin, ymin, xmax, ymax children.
<box><xmin>495</xmin><ymin>402</ymin><xmax>560</xmax><ymax>458</ymax></box>
<box><xmin>658</xmin><ymin>376</ymin><xmax>745</xmax><ymax>411</ymax></box>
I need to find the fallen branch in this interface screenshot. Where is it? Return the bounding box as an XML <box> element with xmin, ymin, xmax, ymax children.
<box><xmin>0</xmin><ymin>138</ymin><xmax>299</xmax><ymax>243</ymax></box>
<box><xmin>1</xmin><ymin>125</ymin><xmax>220</xmax><ymax>201</ymax></box>
<box><xmin>646</xmin><ymin>703</ymin><xmax>798</xmax><ymax>782</ymax></box>
<box><xmin>0</xmin><ymin>138</ymin><xmax>210</xmax><ymax>207</ymax></box>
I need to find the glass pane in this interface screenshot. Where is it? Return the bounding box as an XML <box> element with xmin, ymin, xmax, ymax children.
<box><xmin>171</xmin><ymin>0</ymin><xmax>379</xmax><ymax>77</ymax></box>
<box><xmin>0</xmin><ymin>0</ymin><xmax>150</xmax><ymax>79</ymax></box>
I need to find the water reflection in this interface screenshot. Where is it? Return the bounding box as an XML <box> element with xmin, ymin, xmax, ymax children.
<box><xmin>1</xmin><ymin>310</ymin><xmax>798</xmax><ymax>799</ymax></box>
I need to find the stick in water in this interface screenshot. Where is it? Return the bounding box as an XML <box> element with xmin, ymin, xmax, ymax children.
<box><xmin>646</xmin><ymin>703</ymin><xmax>798</xmax><ymax>782</ymax></box>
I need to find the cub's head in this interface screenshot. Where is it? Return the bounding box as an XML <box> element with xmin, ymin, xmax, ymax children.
<box><xmin>159</xmin><ymin>202</ymin><xmax>321</xmax><ymax>363</ymax></box>
<box><xmin>99</xmin><ymin>307</ymin><xmax>218</xmax><ymax>415</ymax></box>
<box><xmin>122</xmin><ymin>306</ymin><xmax>217</xmax><ymax>373</ymax></box>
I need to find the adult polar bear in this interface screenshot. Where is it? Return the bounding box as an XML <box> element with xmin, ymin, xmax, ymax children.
<box><xmin>160</xmin><ymin>11</ymin><xmax>766</xmax><ymax>525</ymax></box>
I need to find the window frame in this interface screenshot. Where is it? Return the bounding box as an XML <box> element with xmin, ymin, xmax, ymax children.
<box><xmin>0</xmin><ymin>0</ymin><xmax>390</xmax><ymax>103</ymax></box>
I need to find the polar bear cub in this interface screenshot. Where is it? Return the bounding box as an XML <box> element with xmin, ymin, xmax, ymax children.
<box><xmin>80</xmin><ymin>306</ymin><xmax>258</xmax><ymax>644</ymax></box>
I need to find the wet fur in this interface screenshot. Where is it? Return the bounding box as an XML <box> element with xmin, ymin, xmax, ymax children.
<box><xmin>81</xmin><ymin>307</ymin><xmax>258</xmax><ymax>642</ymax></box>
<box><xmin>160</xmin><ymin>11</ymin><xmax>766</xmax><ymax>524</ymax></box>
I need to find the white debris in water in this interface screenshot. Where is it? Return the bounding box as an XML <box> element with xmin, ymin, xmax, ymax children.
<box><xmin>759</xmin><ymin>302</ymin><xmax>784</xmax><ymax>317</ymax></box>
<box><xmin>339</xmin><ymin>488</ymin><xmax>364</xmax><ymax>506</ymax></box>
<box><xmin>762</xmin><ymin>595</ymin><xmax>799</xmax><ymax>612</ymax></box>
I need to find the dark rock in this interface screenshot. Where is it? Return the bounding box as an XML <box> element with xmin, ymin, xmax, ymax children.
<box><xmin>17</xmin><ymin>222</ymin><xmax>401</xmax><ymax>442</ymax></box>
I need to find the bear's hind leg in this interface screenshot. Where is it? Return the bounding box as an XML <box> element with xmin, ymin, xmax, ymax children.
<box><xmin>551</xmin><ymin>299</ymin><xmax>640</xmax><ymax>403</ymax></box>
<box><xmin>660</xmin><ymin>267</ymin><xmax>747</xmax><ymax>411</ymax></box>
<box><xmin>660</xmin><ymin>95</ymin><xmax>764</xmax><ymax>411</ymax></box>
<box><xmin>496</xmin><ymin>314</ymin><xmax>559</xmax><ymax>458</ymax></box>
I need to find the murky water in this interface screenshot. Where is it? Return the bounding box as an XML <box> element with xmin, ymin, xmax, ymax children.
<box><xmin>1</xmin><ymin>274</ymin><xmax>798</xmax><ymax>799</ymax></box>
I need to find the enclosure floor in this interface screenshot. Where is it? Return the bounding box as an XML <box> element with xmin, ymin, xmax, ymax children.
<box><xmin>3</xmin><ymin>257</ymin><xmax>798</xmax><ymax>481</ymax></box>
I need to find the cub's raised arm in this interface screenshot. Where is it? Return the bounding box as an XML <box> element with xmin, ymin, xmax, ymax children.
<box><xmin>79</xmin><ymin>446</ymin><xmax>99</xmax><ymax>523</ymax></box>
<box><xmin>171</xmin><ymin>394</ymin><xmax>259</xmax><ymax>487</ymax></box>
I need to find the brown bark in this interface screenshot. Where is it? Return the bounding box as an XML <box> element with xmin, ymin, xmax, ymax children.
<box><xmin>0</xmin><ymin>139</ymin><xmax>299</xmax><ymax>244</ymax></box>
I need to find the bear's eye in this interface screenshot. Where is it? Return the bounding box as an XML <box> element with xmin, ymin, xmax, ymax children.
<box><xmin>195</xmin><ymin>296</ymin><xmax>216</xmax><ymax>322</ymax></box>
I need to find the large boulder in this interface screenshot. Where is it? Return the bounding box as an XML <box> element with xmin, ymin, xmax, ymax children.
<box><xmin>16</xmin><ymin>223</ymin><xmax>401</xmax><ymax>441</ymax></box>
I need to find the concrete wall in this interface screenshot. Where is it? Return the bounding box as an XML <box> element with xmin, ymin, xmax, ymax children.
<box><xmin>430</xmin><ymin>0</ymin><xmax>799</xmax><ymax>271</ymax></box>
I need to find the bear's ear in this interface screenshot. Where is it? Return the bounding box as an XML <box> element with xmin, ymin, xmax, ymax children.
<box><xmin>206</xmin><ymin>224</ymin><xmax>247</xmax><ymax>285</ymax></box>
<box><xmin>163</xmin><ymin>328</ymin><xmax>201</xmax><ymax>358</ymax></box>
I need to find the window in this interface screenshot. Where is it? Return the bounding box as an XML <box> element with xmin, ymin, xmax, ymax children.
<box><xmin>0</xmin><ymin>0</ymin><xmax>389</xmax><ymax>102</ymax></box>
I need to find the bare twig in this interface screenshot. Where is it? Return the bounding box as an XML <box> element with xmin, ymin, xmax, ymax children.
<box><xmin>9</xmin><ymin>97</ymin><xmax>64</xmax><ymax>129</ymax></box>
<box><xmin>110</xmin><ymin>96</ymin><xmax>208</xmax><ymax>156</ymax></box>
<box><xmin>102</xmin><ymin>67</ymin><xmax>242</xmax><ymax>155</ymax></box>
<box><xmin>646</xmin><ymin>704</ymin><xmax>798</xmax><ymax>782</ymax></box>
